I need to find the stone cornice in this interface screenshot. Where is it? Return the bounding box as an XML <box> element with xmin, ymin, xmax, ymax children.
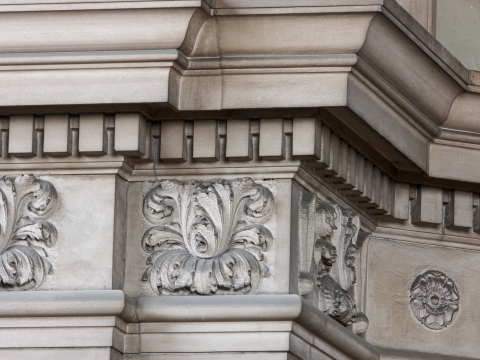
<box><xmin>1</xmin><ymin>1</ymin><xmax>480</xmax><ymax>184</ymax></box>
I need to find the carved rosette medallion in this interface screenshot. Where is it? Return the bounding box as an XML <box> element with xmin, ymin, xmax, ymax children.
<box><xmin>410</xmin><ymin>270</ymin><xmax>459</xmax><ymax>330</ymax></box>
<box><xmin>141</xmin><ymin>178</ymin><xmax>275</xmax><ymax>295</ymax></box>
<box><xmin>0</xmin><ymin>175</ymin><xmax>58</xmax><ymax>290</ymax></box>
<box><xmin>298</xmin><ymin>194</ymin><xmax>370</xmax><ymax>334</ymax></box>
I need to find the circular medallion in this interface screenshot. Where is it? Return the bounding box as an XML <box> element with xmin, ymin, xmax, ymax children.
<box><xmin>409</xmin><ymin>270</ymin><xmax>459</xmax><ymax>330</ymax></box>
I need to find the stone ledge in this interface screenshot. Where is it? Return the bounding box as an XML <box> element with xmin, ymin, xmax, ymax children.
<box><xmin>0</xmin><ymin>290</ymin><xmax>125</xmax><ymax>317</ymax></box>
<box><xmin>126</xmin><ymin>294</ymin><xmax>302</xmax><ymax>323</ymax></box>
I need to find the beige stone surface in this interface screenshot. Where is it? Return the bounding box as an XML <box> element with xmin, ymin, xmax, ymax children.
<box><xmin>160</xmin><ymin>120</ymin><xmax>187</xmax><ymax>162</ymax></box>
<box><xmin>436</xmin><ymin>0</ymin><xmax>480</xmax><ymax>71</ymax></box>
<box><xmin>79</xmin><ymin>114</ymin><xmax>106</xmax><ymax>155</ymax></box>
<box><xmin>226</xmin><ymin>119</ymin><xmax>252</xmax><ymax>160</ymax></box>
<box><xmin>0</xmin><ymin>68</ymin><xmax>170</xmax><ymax>107</ymax></box>
<box><xmin>44</xmin><ymin>114</ymin><xmax>71</xmax><ymax>156</ymax></box>
<box><xmin>141</xmin><ymin>332</ymin><xmax>290</xmax><ymax>353</ymax></box>
<box><xmin>366</xmin><ymin>237</ymin><xmax>480</xmax><ymax>358</ymax></box>
<box><xmin>0</xmin><ymin>327</ymin><xmax>113</xmax><ymax>348</ymax></box>
<box><xmin>40</xmin><ymin>175</ymin><xmax>116</xmax><ymax>290</ymax></box>
<box><xmin>8</xmin><ymin>115</ymin><xmax>36</xmax><ymax>157</ymax></box>
<box><xmin>193</xmin><ymin>120</ymin><xmax>219</xmax><ymax>161</ymax></box>
<box><xmin>259</xmin><ymin>118</ymin><xmax>284</xmax><ymax>160</ymax></box>
<box><xmin>114</xmin><ymin>113</ymin><xmax>147</xmax><ymax>156</ymax></box>
<box><xmin>0</xmin><ymin>8</ymin><xmax>195</xmax><ymax>53</ymax></box>
<box><xmin>0</xmin><ymin>348</ymin><xmax>111</xmax><ymax>360</ymax></box>
<box><xmin>123</xmin><ymin>353</ymin><xmax>288</xmax><ymax>360</ymax></box>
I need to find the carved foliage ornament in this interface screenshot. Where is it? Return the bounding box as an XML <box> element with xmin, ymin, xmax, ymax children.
<box><xmin>141</xmin><ymin>178</ymin><xmax>275</xmax><ymax>295</ymax></box>
<box><xmin>0</xmin><ymin>175</ymin><xmax>58</xmax><ymax>290</ymax></box>
<box><xmin>410</xmin><ymin>270</ymin><xmax>459</xmax><ymax>330</ymax></box>
<box><xmin>299</xmin><ymin>196</ymin><xmax>369</xmax><ymax>334</ymax></box>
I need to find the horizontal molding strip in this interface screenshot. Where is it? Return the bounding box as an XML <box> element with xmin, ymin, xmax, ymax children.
<box><xmin>0</xmin><ymin>50</ymin><xmax>178</xmax><ymax>67</ymax></box>
<box><xmin>0</xmin><ymin>290</ymin><xmax>125</xmax><ymax>317</ymax></box>
<box><xmin>135</xmin><ymin>294</ymin><xmax>302</xmax><ymax>322</ymax></box>
<box><xmin>0</xmin><ymin>0</ymin><xmax>201</xmax><ymax>12</ymax></box>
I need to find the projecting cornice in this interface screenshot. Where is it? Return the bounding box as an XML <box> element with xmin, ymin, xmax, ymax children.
<box><xmin>1</xmin><ymin>0</ymin><xmax>480</xmax><ymax>183</ymax></box>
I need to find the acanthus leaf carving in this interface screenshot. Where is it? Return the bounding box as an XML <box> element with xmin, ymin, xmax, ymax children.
<box><xmin>0</xmin><ymin>175</ymin><xmax>58</xmax><ymax>290</ymax></box>
<box><xmin>141</xmin><ymin>178</ymin><xmax>275</xmax><ymax>295</ymax></box>
<box><xmin>298</xmin><ymin>194</ymin><xmax>369</xmax><ymax>334</ymax></box>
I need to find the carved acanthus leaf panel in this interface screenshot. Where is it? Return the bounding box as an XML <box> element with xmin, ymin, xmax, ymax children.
<box><xmin>298</xmin><ymin>193</ymin><xmax>370</xmax><ymax>334</ymax></box>
<box><xmin>0</xmin><ymin>175</ymin><xmax>58</xmax><ymax>290</ymax></box>
<box><xmin>141</xmin><ymin>178</ymin><xmax>275</xmax><ymax>295</ymax></box>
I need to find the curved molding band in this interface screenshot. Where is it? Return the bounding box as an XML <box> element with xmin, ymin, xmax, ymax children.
<box><xmin>136</xmin><ymin>294</ymin><xmax>302</xmax><ymax>322</ymax></box>
<box><xmin>0</xmin><ymin>290</ymin><xmax>125</xmax><ymax>317</ymax></box>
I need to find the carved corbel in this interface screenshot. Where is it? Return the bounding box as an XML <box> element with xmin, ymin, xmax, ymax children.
<box><xmin>298</xmin><ymin>194</ymin><xmax>370</xmax><ymax>334</ymax></box>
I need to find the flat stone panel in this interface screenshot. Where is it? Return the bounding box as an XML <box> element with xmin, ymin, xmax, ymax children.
<box><xmin>8</xmin><ymin>115</ymin><xmax>36</xmax><ymax>156</ymax></box>
<box><xmin>390</xmin><ymin>182</ymin><xmax>410</xmax><ymax>220</ymax></box>
<box><xmin>40</xmin><ymin>175</ymin><xmax>116</xmax><ymax>290</ymax></box>
<box><xmin>160</xmin><ymin>121</ymin><xmax>186</xmax><ymax>162</ymax></box>
<box><xmin>114</xmin><ymin>113</ymin><xmax>147</xmax><ymax>156</ymax></box>
<box><xmin>429</xmin><ymin>144</ymin><xmax>480</xmax><ymax>184</ymax></box>
<box><xmin>193</xmin><ymin>120</ymin><xmax>219</xmax><ymax>161</ymax></box>
<box><xmin>140</xmin><ymin>332</ymin><xmax>290</xmax><ymax>353</ymax></box>
<box><xmin>0</xmin><ymin>68</ymin><xmax>169</xmax><ymax>106</ymax></box>
<box><xmin>292</xmin><ymin>117</ymin><xmax>317</xmax><ymax>160</ymax></box>
<box><xmin>0</xmin><ymin>327</ymin><xmax>113</xmax><ymax>348</ymax></box>
<box><xmin>79</xmin><ymin>114</ymin><xmax>106</xmax><ymax>155</ymax></box>
<box><xmin>411</xmin><ymin>186</ymin><xmax>443</xmax><ymax>225</ymax></box>
<box><xmin>437</xmin><ymin>0</ymin><xmax>480</xmax><ymax>71</ymax></box>
<box><xmin>44</xmin><ymin>114</ymin><xmax>70</xmax><ymax>156</ymax></box>
<box><xmin>222</xmin><ymin>73</ymin><xmax>348</xmax><ymax>109</ymax></box>
<box><xmin>366</xmin><ymin>237</ymin><xmax>480</xmax><ymax>358</ymax></box>
<box><xmin>226</xmin><ymin>119</ymin><xmax>251</xmax><ymax>160</ymax></box>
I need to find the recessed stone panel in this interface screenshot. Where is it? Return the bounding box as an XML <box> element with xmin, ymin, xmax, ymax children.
<box><xmin>365</xmin><ymin>237</ymin><xmax>480</xmax><ymax>358</ymax></box>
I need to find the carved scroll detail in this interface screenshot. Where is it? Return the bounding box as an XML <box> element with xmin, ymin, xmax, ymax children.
<box><xmin>141</xmin><ymin>178</ymin><xmax>275</xmax><ymax>295</ymax></box>
<box><xmin>298</xmin><ymin>195</ymin><xmax>369</xmax><ymax>334</ymax></box>
<box><xmin>0</xmin><ymin>175</ymin><xmax>58</xmax><ymax>290</ymax></box>
<box><xmin>410</xmin><ymin>270</ymin><xmax>459</xmax><ymax>330</ymax></box>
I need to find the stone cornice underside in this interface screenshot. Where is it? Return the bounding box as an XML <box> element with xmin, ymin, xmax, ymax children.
<box><xmin>0</xmin><ymin>1</ymin><xmax>480</xmax><ymax>185</ymax></box>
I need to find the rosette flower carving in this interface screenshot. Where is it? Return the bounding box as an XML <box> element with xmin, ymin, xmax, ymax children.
<box><xmin>0</xmin><ymin>175</ymin><xmax>58</xmax><ymax>290</ymax></box>
<box><xmin>410</xmin><ymin>270</ymin><xmax>460</xmax><ymax>330</ymax></box>
<box><xmin>141</xmin><ymin>178</ymin><xmax>275</xmax><ymax>295</ymax></box>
